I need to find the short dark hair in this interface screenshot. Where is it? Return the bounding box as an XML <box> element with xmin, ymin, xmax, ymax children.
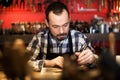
<box><xmin>45</xmin><ymin>2</ymin><xmax>69</xmax><ymax>22</ymax></box>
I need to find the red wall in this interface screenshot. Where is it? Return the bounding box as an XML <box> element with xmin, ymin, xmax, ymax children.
<box><xmin>0</xmin><ymin>11</ymin><xmax>45</xmax><ymax>28</ymax></box>
<box><xmin>0</xmin><ymin>11</ymin><xmax>108</xmax><ymax>29</ymax></box>
<box><xmin>0</xmin><ymin>0</ymin><xmax>108</xmax><ymax>29</ymax></box>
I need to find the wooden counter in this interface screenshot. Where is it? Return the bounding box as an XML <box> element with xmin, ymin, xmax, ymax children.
<box><xmin>0</xmin><ymin>33</ymin><xmax>120</xmax><ymax>45</ymax></box>
<box><xmin>1</xmin><ymin>57</ymin><xmax>120</xmax><ymax>80</ymax></box>
<box><xmin>0</xmin><ymin>67</ymin><xmax>62</xmax><ymax>80</ymax></box>
<box><xmin>0</xmin><ymin>33</ymin><xmax>120</xmax><ymax>54</ymax></box>
<box><xmin>32</xmin><ymin>67</ymin><xmax>62</xmax><ymax>80</ymax></box>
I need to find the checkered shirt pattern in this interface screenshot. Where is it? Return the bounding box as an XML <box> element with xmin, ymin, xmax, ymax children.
<box><xmin>26</xmin><ymin>29</ymin><xmax>94</xmax><ymax>71</ymax></box>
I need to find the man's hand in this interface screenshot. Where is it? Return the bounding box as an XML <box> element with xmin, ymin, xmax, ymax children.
<box><xmin>45</xmin><ymin>56</ymin><xmax>64</xmax><ymax>68</ymax></box>
<box><xmin>75</xmin><ymin>48</ymin><xmax>96</xmax><ymax>65</ymax></box>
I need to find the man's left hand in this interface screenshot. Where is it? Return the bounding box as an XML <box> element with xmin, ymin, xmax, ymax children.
<box><xmin>75</xmin><ymin>48</ymin><xmax>96</xmax><ymax>65</ymax></box>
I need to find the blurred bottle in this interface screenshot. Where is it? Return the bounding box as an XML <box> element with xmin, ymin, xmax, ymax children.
<box><xmin>20</xmin><ymin>22</ymin><xmax>25</xmax><ymax>34</ymax></box>
<box><xmin>24</xmin><ymin>22</ymin><xmax>32</xmax><ymax>34</ymax></box>
<box><xmin>70</xmin><ymin>21</ymin><xmax>75</xmax><ymax>30</ymax></box>
<box><xmin>11</xmin><ymin>22</ymin><xmax>16</xmax><ymax>34</ymax></box>
<box><xmin>35</xmin><ymin>22</ymin><xmax>42</xmax><ymax>33</ymax></box>
<box><xmin>0</xmin><ymin>20</ymin><xmax>4</xmax><ymax>35</ymax></box>
<box><xmin>113</xmin><ymin>14</ymin><xmax>119</xmax><ymax>32</ymax></box>
<box><xmin>83</xmin><ymin>21</ymin><xmax>90</xmax><ymax>33</ymax></box>
<box><xmin>108</xmin><ymin>13</ymin><xmax>119</xmax><ymax>33</ymax></box>
<box><xmin>112</xmin><ymin>22</ymin><xmax>119</xmax><ymax>33</ymax></box>
<box><xmin>90</xmin><ymin>19</ymin><xmax>99</xmax><ymax>34</ymax></box>
<box><xmin>30</xmin><ymin>22</ymin><xmax>36</xmax><ymax>34</ymax></box>
<box><xmin>99</xmin><ymin>21</ymin><xmax>109</xmax><ymax>34</ymax></box>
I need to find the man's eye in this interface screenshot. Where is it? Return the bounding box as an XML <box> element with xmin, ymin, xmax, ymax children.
<box><xmin>53</xmin><ymin>25</ymin><xmax>59</xmax><ymax>28</ymax></box>
<box><xmin>63</xmin><ymin>23</ymin><xmax>68</xmax><ymax>27</ymax></box>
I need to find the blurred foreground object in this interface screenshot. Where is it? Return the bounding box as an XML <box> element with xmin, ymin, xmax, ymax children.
<box><xmin>0</xmin><ymin>40</ymin><xmax>32</xmax><ymax>80</ymax></box>
<box><xmin>108</xmin><ymin>32</ymin><xmax>116</xmax><ymax>56</ymax></box>
<box><xmin>1</xmin><ymin>0</ymin><xmax>13</xmax><ymax>7</ymax></box>
<box><xmin>62</xmin><ymin>32</ymin><xmax>120</xmax><ymax>80</ymax></box>
<box><xmin>62</xmin><ymin>54</ymin><xmax>99</xmax><ymax>80</ymax></box>
<box><xmin>62</xmin><ymin>48</ymin><xmax>120</xmax><ymax>80</ymax></box>
<box><xmin>98</xmin><ymin>47</ymin><xmax>120</xmax><ymax>80</ymax></box>
<box><xmin>13</xmin><ymin>39</ymin><xmax>26</xmax><ymax>55</ymax></box>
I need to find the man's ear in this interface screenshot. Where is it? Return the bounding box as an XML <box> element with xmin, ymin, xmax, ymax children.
<box><xmin>45</xmin><ymin>19</ymin><xmax>49</xmax><ymax>28</ymax></box>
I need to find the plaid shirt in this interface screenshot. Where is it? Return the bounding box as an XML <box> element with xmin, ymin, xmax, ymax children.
<box><xmin>27</xmin><ymin>29</ymin><xmax>94</xmax><ymax>71</ymax></box>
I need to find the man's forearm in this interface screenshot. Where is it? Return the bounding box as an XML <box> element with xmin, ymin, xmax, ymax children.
<box><xmin>28</xmin><ymin>60</ymin><xmax>44</xmax><ymax>71</ymax></box>
<box><xmin>44</xmin><ymin>60</ymin><xmax>56</xmax><ymax>67</ymax></box>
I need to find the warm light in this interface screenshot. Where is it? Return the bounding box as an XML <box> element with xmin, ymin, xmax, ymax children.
<box><xmin>116</xmin><ymin>6</ymin><xmax>120</xmax><ymax>11</ymax></box>
<box><xmin>116</xmin><ymin>6</ymin><xmax>118</xmax><ymax>10</ymax></box>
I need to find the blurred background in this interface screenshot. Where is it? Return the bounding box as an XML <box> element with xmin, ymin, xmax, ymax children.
<box><xmin>0</xmin><ymin>0</ymin><xmax>120</xmax><ymax>80</ymax></box>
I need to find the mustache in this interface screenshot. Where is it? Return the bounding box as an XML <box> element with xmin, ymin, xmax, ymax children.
<box><xmin>57</xmin><ymin>33</ymin><xmax>67</xmax><ymax>36</ymax></box>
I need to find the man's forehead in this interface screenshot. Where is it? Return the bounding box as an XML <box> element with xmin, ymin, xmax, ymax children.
<box><xmin>48</xmin><ymin>11</ymin><xmax>69</xmax><ymax>25</ymax></box>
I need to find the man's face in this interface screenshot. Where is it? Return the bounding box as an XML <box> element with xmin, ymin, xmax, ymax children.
<box><xmin>47</xmin><ymin>9</ymin><xmax>70</xmax><ymax>41</ymax></box>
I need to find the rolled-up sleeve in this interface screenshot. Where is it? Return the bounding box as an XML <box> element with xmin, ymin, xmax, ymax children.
<box><xmin>26</xmin><ymin>35</ymin><xmax>43</xmax><ymax>71</ymax></box>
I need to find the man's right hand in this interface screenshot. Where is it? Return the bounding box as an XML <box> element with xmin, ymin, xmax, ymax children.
<box><xmin>45</xmin><ymin>56</ymin><xmax>64</xmax><ymax>68</ymax></box>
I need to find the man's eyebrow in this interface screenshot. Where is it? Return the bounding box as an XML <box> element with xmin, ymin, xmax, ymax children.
<box><xmin>51</xmin><ymin>21</ymin><xmax>69</xmax><ymax>27</ymax></box>
<box><xmin>62</xmin><ymin>22</ymin><xmax>70</xmax><ymax>25</ymax></box>
<box><xmin>63</xmin><ymin>22</ymin><xmax>69</xmax><ymax>24</ymax></box>
<box><xmin>52</xmin><ymin>24</ymin><xmax>59</xmax><ymax>26</ymax></box>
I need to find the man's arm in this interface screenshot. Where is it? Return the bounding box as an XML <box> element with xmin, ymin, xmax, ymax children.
<box><xmin>26</xmin><ymin>35</ymin><xmax>42</xmax><ymax>71</ymax></box>
<box><xmin>27</xmin><ymin>35</ymin><xmax>64</xmax><ymax>70</ymax></box>
<box><xmin>44</xmin><ymin>56</ymin><xmax>64</xmax><ymax>68</ymax></box>
<box><xmin>75</xmin><ymin>48</ymin><xmax>98</xmax><ymax>65</ymax></box>
<box><xmin>75</xmin><ymin>33</ymin><xmax>98</xmax><ymax>65</ymax></box>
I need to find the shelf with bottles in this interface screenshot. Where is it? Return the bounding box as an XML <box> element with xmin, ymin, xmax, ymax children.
<box><xmin>0</xmin><ymin>21</ymin><xmax>47</xmax><ymax>35</ymax></box>
<box><xmin>0</xmin><ymin>0</ymin><xmax>109</xmax><ymax>30</ymax></box>
<box><xmin>0</xmin><ymin>18</ymin><xmax>120</xmax><ymax>35</ymax></box>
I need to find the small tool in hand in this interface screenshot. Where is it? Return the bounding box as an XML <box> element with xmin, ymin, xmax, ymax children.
<box><xmin>71</xmin><ymin>43</ymin><xmax>88</xmax><ymax>60</ymax></box>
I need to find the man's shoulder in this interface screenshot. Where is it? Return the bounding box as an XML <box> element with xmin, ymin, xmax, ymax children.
<box><xmin>37</xmin><ymin>29</ymin><xmax>49</xmax><ymax>36</ymax></box>
<box><xmin>70</xmin><ymin>29</ymin><xmax>85</xmax><ymax>37</ymax></box>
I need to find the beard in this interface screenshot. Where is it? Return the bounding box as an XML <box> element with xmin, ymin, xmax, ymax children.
<box><xmin>56</xmin><ymin>33</ymin><xmax>68</xmax><ymax>41</ymax></box>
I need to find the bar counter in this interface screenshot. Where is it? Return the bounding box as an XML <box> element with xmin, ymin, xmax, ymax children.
<box><xmin>0</xmin><ymin>67</ymin><xmax>62</xmax><ymax>80</ymax></box>
<box><xmin>1</xmin><ymin>57</ymin><xmax>120</xmax><ymax>80</ymax></box>
<box><xmin>0</xmin><ymin>33</ymin><xmax>120</xmax><ymax>45</ymax></box>
<box><xmin>33</xmin><ymin>67</ymin><xmax>62</xmax><ymax>80</ymax></box>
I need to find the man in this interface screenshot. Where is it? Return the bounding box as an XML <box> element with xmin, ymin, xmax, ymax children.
<box><xmin>27</xmin><ymin>2</ymin><xmax>98</xmax><ymax>71</ymax></box>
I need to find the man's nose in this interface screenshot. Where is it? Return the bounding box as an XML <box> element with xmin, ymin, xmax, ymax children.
<box><xmin>60</xmin><ymin>27</ymin><xmax>64</xmax><ymax>34</ymax></box>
